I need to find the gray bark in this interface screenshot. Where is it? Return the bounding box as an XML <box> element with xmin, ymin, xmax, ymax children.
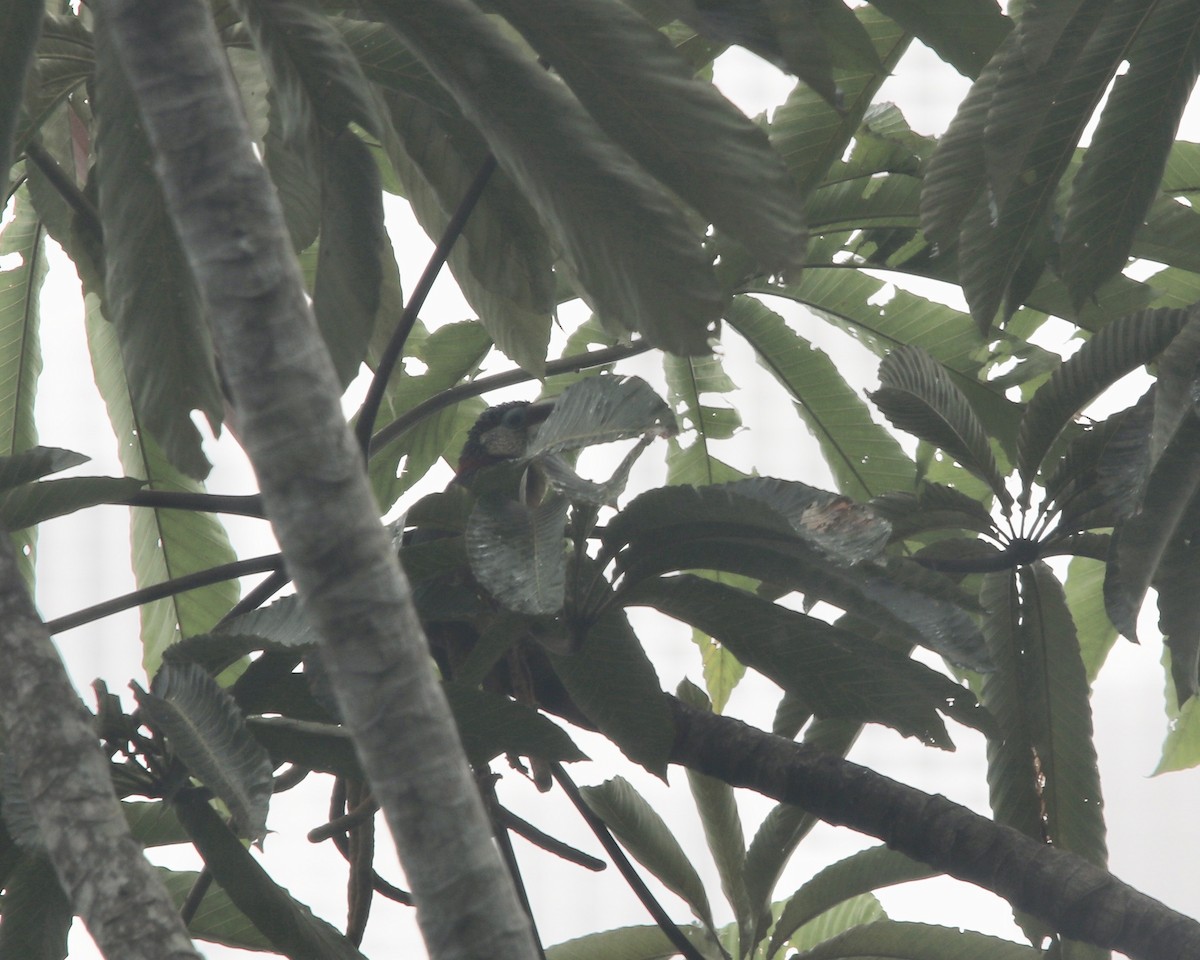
<box><xmin>0</xmin><ymin>537</ymin><xmax>202</xmax><ymax>960</ymax></box>
<box><xmin>94</xmin><ymin>3</ymin><xmax>538</xmax><ymax>959</ymax></box>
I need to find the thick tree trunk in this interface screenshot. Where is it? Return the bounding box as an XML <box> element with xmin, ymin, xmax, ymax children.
<box><xmin>94</xmin><ymin>4</ymin><xmax>539</xmax><ymax>960</ymax></box>
<box><xmin>0</xmin><ymin>538</ymin><xmax>202</xmax><ymax>960</ymax></box>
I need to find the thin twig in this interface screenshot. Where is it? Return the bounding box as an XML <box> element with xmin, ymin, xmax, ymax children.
<box><xmin>370</xmin><ymin>340</ymin><xmax>653</xmax><ymax>453</ymax></box>
<box><xmin>356</xmin><ymin>155</ymin><xmax>498</xmax><ymax>458</ymax></box>
<box><xmin>45</xmin><ymin>554</ymin><xmax>283</xmax><ymax>634</ymax></box>
<box><xmin>308</xmin><ymin>795</ymin><xmax>380</xmax><ymax>843</ymax></box>
<box><xmin>497</xmin><ymin>806</ymin><xmax>606</xmax><ymax>871</ymax></box>
<box><xmin>117</xmin><ymin>489</ymin><xmax>265</xmax><ymax>517</ymax></box>
<box><xmin>23</xmin><ymin>139</ymin><xmax>102</xmax><ymax>235</ymax></box>
<box><xmin>179</xmin><ymin>867</ymin><xmax>214</xmax><ymax>926</ymax></box>
<box><xmin>552</xmin><ymin>763</ymin><xmax>707</xmax><ymax>960</ymax></box>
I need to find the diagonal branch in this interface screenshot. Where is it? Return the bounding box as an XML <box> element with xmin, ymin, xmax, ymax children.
<box><xmin>668</xmin><ymin>697</ymin><xmax>1200</xmax><ymax>960</ymax></box>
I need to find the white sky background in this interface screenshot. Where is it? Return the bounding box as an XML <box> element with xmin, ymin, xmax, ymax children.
<box><xmin>20</xmin><ymin>35</ymin><xmax>1200</xmax><ymax>960</ymax></box>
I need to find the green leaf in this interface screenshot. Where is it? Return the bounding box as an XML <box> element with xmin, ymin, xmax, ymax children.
<box><xmin>579</xmin><ymin>776</ymin><xmax>714</xmax><ymax>929</ymax></box>
<box><xmin>0</xmin><ymin>856</ymin><xmax>70</xmax><ymax>960</ymax></box>
<box><xmin>173</xmin><ymin>790</ymin><xmax>368</xmax><ymax>960</ymax></box>
<box><xmin>549</xmin><ymin>607</ymin><xmax>674</xmax><ymax>776</ymax></box>
<box><xmin>796</xmin><ymin>920</ymin><xmax>1042</xmax><ymax>960</ymax></box>
<box><xmin>123</xmin><ymin>801</ymin><xmax>190</xmax><ymax>847</ymax></box>
<box><xmin>1017</xmin><ymin>307</ymin><xmax>1191</xmax><ymax>495</ymax></box>
<box><xmin>0</xmin><ymin>0</ymin><xmax>42</xmax><ymax>178</ymax></box>
<box><xmin>13</xmin><ymin>16</ymin><xmax>92</xmax><ymax>163</ymax></box>
<box><xmin>768</xmin><ymin>8</ymin><xmax>912</xmax><ymax>196</ymax></box>
<box><xmin>246</xmin><ymin>717</ymin><xmax>360</xmax><ymax>777</ymax></box>
<box><xmin>981</xmin><ymin>564</ymin><xmax>1107</xmax><ymax>927</ymax></box>
<box><xmin>376</xmin><ymin>0</ymin><xmax>722</xmax><ymax>354</ymax></box>
<box><xmin>677</xmin><ymin>680</ymin><xmax>752</xmax><ymax>946</ymax></box>
<box><xmin>634</xmin><ymin>575</ymin><xmax>962</xmax><ymax>746</ymax></box>
<box><xmin>545</xmin><ymin>923</ymin><xmax>715</xmax><ymax>960</ymax></box>
<box><xmin>1106</xmin><ymin>415</ymin><xmax>1200</xmax><ymax>639</ymax></box>
<box><xmin>1063</xmin><ymin>556</ymin><xmax>1118</xmax><ymax>683</ymax></box>
<box><xmin>135</xmin><ymin>661</ymin><xmax>274</xmax><ymax>842</ymax></box>
<box><xmin>263</xmin><ymin>91</ymin><xmax>322</xmax><ymax>250</ymax></box>
<box><xmin>1060</xmin><ymin>0</ymin><xmax>1200</xmax><ymax>305</ymax></box>
<box><xmin>0</xmin><ymin>189</ymin><xmax>47</xmax><ymax>584</ymax></box>
<box><xmin>234</xmin><ymin>0</ymin><xmax>382</xmax><ymax>139</ymax></box>
<box><xmin>467</xmin><ymin>492</ymin><xmax>568</xmax><ymax>615</ymax></box>
<box><xmin>726</xmin><ymin>295</ymin><xmax>917</xmax><ymax>500</ymax></box>
<box><xmin>379</xmin><ymin>91</ymin><xmax>554</xmax><ymax>374</ymax></box>
<box><xmin>85</xmin><ymin>298</ymin><xmax>240</xmax><ymax>672</ymax></box>
<box><xmin>864</xmin><ymin>0</ymin><xmax>1010</xmax><ymax>77</ymax></box>
<box><xmin>93</xmin><ymin>23</ymin><xmax>222</xmax><ymax>480</ymax></box>
<box><xmin>1156</xmin><ymin>659</ymin><xmax>1200</xmax><ymax>774</ymax></box>
<box><xmin>490</xmin><ymin>0</ymin><xmax>807</xmax><ymax>273</ymax></box>
<box><xmin>158</xmin><ymin>867</ymin><xmax>275</xmax><ymax>952</ymax></box>
<box><xmin>366</xmin><ymin>320</ymin><xmax>492</xmax><ymax>508</ymax></box>
<box><xmin>607</xmin><ymin>484</ymin><xmax>990</xmax><ymax>670</ymax></box>
<box><xmin>870</xmin><ymin>481</ymin><xmax>998</xmax><ymax>540</ymax></box>
<box><xmin>1154</xmin><ymin>528</ymin><xmax>1200</xmax><ymax>705</ymax></box>
<box><xmin>871</xmin><ymin>345</ymin><xmax>1011</xmax><ymax>507</ymax></box>
<box><xmin>768</xmin><ymin>845</ymin><xmax>935</xmax><ymax>957</ymax></box>
<box><xmin>529</xmin><ymin>375</ymin><xmax>676</xmax><ymax>458</ymax></box>
<box><xmin>312</xmin><ymin>128</ymin><xmax>386</xmax><ymax>387</ymax></box>
<box><xmin>0</xmin><ymin>446</ymin><xmax>85</xmax><ymax>492</ymax></box>
<box><xmin>0</xmin><ymin>475</ymin><xmax>145</xmax><ymax>530</ymax></box>
<box><xmin>444</xmin><ymin>681</ymin><xmax>587</xmax><ymax>766</ymax></box>
<box><xmin>663</xmin><ymin>351</ymin><xmax>741</xmax><ymax>478</ymax></box>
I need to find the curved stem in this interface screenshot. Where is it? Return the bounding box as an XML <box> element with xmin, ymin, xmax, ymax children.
<box><xmin>45</xmin><ymin>554</ymin><xmax>283</xmax><ymax>634</ymax></box>
<box><xmin>355</xmin><ymin>155</ymin><xmax>498</xmax><ymax>458</ymax></box>
<box><xmin>118</xmin><ymin>488</ymin><xmax>265</xmax><ymax>517</ymax></box>
<box><xmin>552</xmin><ymin>763</ymin><xmax>708</xmax><ymax>960</ymax></box>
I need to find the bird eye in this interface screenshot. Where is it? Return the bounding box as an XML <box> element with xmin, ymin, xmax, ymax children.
<box><xmin>502</xmin><ymin>406</ymin><xmax>527</xmax><ymax>429</ymax></box>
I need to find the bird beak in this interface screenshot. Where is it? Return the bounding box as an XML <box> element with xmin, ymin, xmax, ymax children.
<box><xmin>524</xmin><ymin>398</ymin><xmax>556</xmax><ymax>426</ymax></box>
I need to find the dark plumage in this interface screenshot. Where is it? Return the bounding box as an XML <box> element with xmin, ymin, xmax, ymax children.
<box><xmin>454</xmin><ymin>398</ymin><xmax>555</xmax><ymax>484</ymax></box>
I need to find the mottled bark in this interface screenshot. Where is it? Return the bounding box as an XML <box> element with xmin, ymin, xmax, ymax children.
<box><xmin>94</xmin><ymin>3</ymin><xmax>538</xmax><ymax>959</ymax></box>
<box><xmin>670</xmin><ymin>697</ymin><xmax>1200</xmax><ymax>960</ymax></box>
<box><xmin>0</xmin><ymin>538</ymin><xmax>201</xmax><ymax>960</ymax></box>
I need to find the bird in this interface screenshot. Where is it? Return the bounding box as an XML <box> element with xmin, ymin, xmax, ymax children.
<box><xmin>403</xmin><ymin>398</ymin><xmax>593</xmax><ymax>740</ymax></box>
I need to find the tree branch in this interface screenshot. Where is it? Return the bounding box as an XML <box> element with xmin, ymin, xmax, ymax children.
<box><xmin>0</xmin><ymin>537</ymin><xmax>201</xmax><ymax>960</ymax></box>
<box><xmin>95</xmin><ymin>4</ymin><xmax>540</xmax><ymax>959</ymax></box>
<box><xmin>668</xmin><ymin>697</ymin><xmax>1200</xmax><ymax>960</ymax></box>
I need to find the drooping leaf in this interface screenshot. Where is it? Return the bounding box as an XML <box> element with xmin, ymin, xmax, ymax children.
<box><xmin>767</xmin><ymin>845</ymin><xmax>935</xmax><ymax>957</ymax></box>
<box><xmin>0</xmin><ymin>190</ymin><xmax>48</xmax><ymax>584</ymax></box>
<box><xmin>0</xmin><ymin>0</ymin><xmax>42</xmax><ymax>178</ymax></box>
<box><xmin>1154</xmin><ymin>524</ymin><xmax>1200</xmax><ymax>705</ymax></box>
<box><xmin>633</xmin><ymin>574</ymin><xmax>966</xmax><ymax>746</ymax></box>
<box><xmin>677</xmin><ymin>680</ymin><xmax>752</xmax><ymax>941</ymax></box>
<box><xmin>467</xmin><ymin>492</ymin><xmax>568</xmax><ymax>615</ymax></box>
<box><xmin>0</xmin><ymin>446</ymin><xmax>86</xmax><ymax>492</ymax></box>
<box><xmin>263</xmin><ymin>91</ymin><xmax>322</xmax><ymax>251</ymax></box>
<box><xmin>726</xmin><ymin>295</ymin><xmax>917</xmax><ymax>500</ymax></box>
<box><xmin>93</xmin><ymin>23</ymin><xmax>222</xmax><ymax>480</ymax></box>
<box><xmin>864</xmin><ymin>0</ymin><xmax>1010</xmax><ymax>77</ymax></box>
<box><xmin>1150</xmin><ymin>309</ymin><xmax>1200</xmax><ymax>464</ymax></box>
<box><xmin>0</xmin><ymin>855</ymin><xmax>71</xmax><ymax>960</ymax></box>
<box><xmin>490</xmin><ymin>0</ymin><xmax>807</xmax><ymax>273</ymax></box>
<box><xmin>768</xmin><ymin>8</ymin><xmax>911</xmax><ymax>196</ymax></box>
<box><xmin>607</xmin><ymin>484</ymin><xmax>990</xmax><ymax>670</ymax></box>
<box><xmin>979</xmin><ymin>565</ymin><xmax>1107</xmax><ymax>941</ymax></box>
<box><xmin>85</xmin><ymin>299</ymin><xmax>240</xmax><ymax>672</ymax></box>
<box><xmin>870</xmin><ymin>481</ymin><xmax>999</xmax><ymax>540</ymax></box>
<box><xmin>0</xmin><ymin>475</ymin><xmax>145</xmax><ymax>530</ymax></box>
<box><xmin>663</xmin><ymin>351</ymin><xmax>741</xmax><ymax>484</ymax></box>
<box><xmin>134</xmin><ymin>661</ymin><xmax>274</xmax><ymax>842</ymax></box>
<box><xmin>379</xmin><ymin>90</ymin><xmax>554</xmax><ymax>374</ymax></box>
<box><xmin>444</xmin><ymin>681</ymin><xmax>587</xmax><ymax>766</ymax></box>
<box><xmin>1063</xmin><ymin>556</ymin><xmax>1118</xmax><ymax>683</ymax></box>
<box><xmin>1017</xmin><ymin>307</ymin><xmax>1190</xmax><ymax>495</ymax></box>
<box><xmin>549</xmin><ymin>607</ymin><xmax>673</xmax><ymax>777</ymax></box>
<box><xmin>1105</xmin><ymin>415</ymin><xmax>1200</xmax><ymax>639</ymax></box>
<box><xmin>234</xmin><ymin>0</ymin><xmax>382</xmax><ymax>139</ymax></box>
<box><xmin>311</xmin><ymin>128</ymin><xmax>387</xmax><ymax>388</ymax></box>
<box><xmin>871</xmin><ymin>345</ymin><xmax>1011</xmax><ymax>507</ymax></box>
<box><xmin>1060</xmin><ymin>0</ymin><xmax>1200</xmax><ymax>305</ymax></box>
<box><xmin>158</xmin><ymin>867</ymin><xmax>275</xmax><ymax>952</ymax></box>
<box><xmin>579</xmin><ymin>776</ymin><xmax>715</xmax><ymax>930</ymax></box>
<box><xmin>173</xmin><ymin>791</ymin><xmax>368</xmax><ymax>960</ymax></box>
<box><xmin>376</xmin><ymin>0</ymin><xmax>723</xmax><ymax>354</ymax></box>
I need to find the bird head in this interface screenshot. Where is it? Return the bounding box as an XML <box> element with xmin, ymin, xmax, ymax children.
<box><xmin>454</xmin><ymin>398</ymin><xmax>555</xmax><ymax>485</ymax></box>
